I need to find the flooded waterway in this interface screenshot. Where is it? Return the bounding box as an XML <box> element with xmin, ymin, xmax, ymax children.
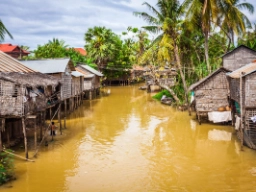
<box><xmin>2</xmin><ymin>84</ymin><xmax>256</xmax><ymax>191</ymax></box>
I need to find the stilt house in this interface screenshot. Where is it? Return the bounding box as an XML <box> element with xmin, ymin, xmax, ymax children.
<box><xmin>75</xmin><ymin>64</ymin><xmax>103</xmax><ymax>99</ymax></box>
<box><xmin>0</xmin><ymin>51</ymin><xmax>60</xmax><ymax>156</ymax></box>
<box><xmin>222</xmin><ymin>45</ymin><xmax>256</xmax><ymax>71</ymax></box>
<box><xmin>143</xmin><ymin>67</ymin><xmax>177</xmax><ymax>92</ymax></box>
<box><xmin>189</xmin><ymin>68</ymin><xmax>231</xmax><ymax>124</ymax></box>
<box><xmin>21</xmin><ymin>58</ymin><xmax>75</xmax><ymax>101</ymax></box>
<box><xmin>71</xmin><ymin>71</ymin><xmax>84</xmax><ymax>97</ymax></box>
<box><xmin>227</xmin><ymin>62</ymin><xmax>256</xmax><ymax>149</ymax></box>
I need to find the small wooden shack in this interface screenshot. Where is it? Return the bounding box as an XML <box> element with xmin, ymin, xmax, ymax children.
<box><xmin>0</xmin><ymin>51</ymin><xmax>60</xmax><ymax>158</ymax></box>
<box><xmin>71</xmin><ymin>71</ymin><xmax>84</xmax><ymax>109</ymax></box>
<box><xmin>222</xmin><ymin>45</ymin><xmax>256</xmax><ymax>72</ymax></box>
<box><xmin>75</xmin><ymin>64</ymin><xmax>103</xmax><ymax>100</ymax></box>
<box><xmin>130</xmin><ymin>65</ymin><xmax>145</xmax><ymax>83</ymax></box>
<box><xmin>21</xmin><ymin>58</ymin><xmax>75</xmax><ymax>101</ymax></box>
<box><xmin>189</xmin><ymin>68</ymin><xmax>230</xmax><ymax>124</ymax></box>
<box><xmin>143</xmin><ymin>67</ymin><xmax>177</xmax><ymax>92</ymax></box>
<box><xmin>227</xmin><ymin>62</ymin><xmax>256</xmax><ymax>149</ymax></box>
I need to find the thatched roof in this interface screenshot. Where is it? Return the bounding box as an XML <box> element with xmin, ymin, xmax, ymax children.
<box><xmin>189</xmin><ymin>68</ymin><xmax>230</xmax><ymax>91</ymax></box>
<box><xmin>0</xmin><ymin>72</ymin><xmax>61</xmax><ymax>88</ymax></box>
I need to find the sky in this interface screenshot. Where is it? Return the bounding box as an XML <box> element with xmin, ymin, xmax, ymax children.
<box><xmin>1</xmin><ymin>0</ymin><xmax>256</xmax><ymax>50</ymax></box>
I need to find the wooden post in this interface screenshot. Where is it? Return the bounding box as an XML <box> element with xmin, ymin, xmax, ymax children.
<box><xmin>58</xmin><ymin>103</ymin><xmax>62</xmax><ymax>135</ymax></box>
<box><xmin>22</xmin><ymin>117</ymin><xmax>28</xmax><ymax>159</ymax></box>
<box><xmin>6</xmin><ymin>122</ymin><xmax>10</xmax><ymax>148</ymax></box>
<box><xmin>34</xmin><ymin>118</ymin><xmax>37</xmax><ymax>151</ymax></box>
<box><xmin>64</xmin><ymin>99</ymin><xmax>67</xmax><ymax>129</ymax></box>
<box><xmin>0</xmin><ymin>119</ymin><xmax>4</xmax><ymax>151</ymax></box>
<box><xmin>89</xmin><ymin>91</ymin><xmax>92</xmax><ymax>100</ymax></box>
<box><xmin>40</xmin><ymin>112</ymin><xmax>43</xmax><ymax>140</ymax></box>
<box><xmin>49</xmin><ymin>107</ymin><xmax>52</xmax><ymax>120</ymax></box>
<box><xmin>240</xmin><ymin>72</ymin><xmax>244</xmax><ymax>151</ymax></box>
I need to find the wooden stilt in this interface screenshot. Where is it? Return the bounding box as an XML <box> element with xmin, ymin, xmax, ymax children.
<box><xmin>240</xmin><ymin>72</ymin><xmax>244</xmax><ymax>151</ymax></box>
<box><xmin>22</xmin><ymin>117</ymin><xmax>28</xmax><ymax>159</ymax></box>
<box><xmin>64</xmin><ymin>99</ymin><xmax>67</xmax><ymax>129</ymax></box>
<box><xmin>40</xmin><ymin>112</ymin><xmax>43</xmax><ymax>140</ymax></box>
<box><xmin>49</xmin><ymin>107</ymin><xmax>52</xmax><ymax>121</ymax></box>
<box><xmin>89</xmin><ymin>91</ymin><xmax>92</xmax><ymax>100</ymax></box>
<box><xmin>0</xmin><ymin>119</ymin><xmax>4</xmax><ymax>151</ymax></box>
<box><xmin>58</xmin><ymin>103</ymin><xmax>62</xmax><ymax>135</ymax></box>
<box><xmin>6</xmin><ymin>122</ymin><xmax>10</xmax><ymax>148</ymax></box>
<box><xmin>34</xmin><ymin>118</ymin><xmax>37</xmax><ymax>151</ymax></box>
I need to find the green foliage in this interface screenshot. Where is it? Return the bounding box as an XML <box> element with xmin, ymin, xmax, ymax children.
<box><xmin>0</xmin><ymin>151</ymin><xmax>14</xmax><ymax>185</ymax></box>
<box><xmin>152</xmin><ymin>89</ymin><xmax>172</xmax><ymax>101</ymax></box>
<box><xmin>27</xmin><ymin>38</ymin><xmax>87</xmax><ymax>65</ymax></box>
<box><xmin>0</xmin><ymin>19</ymin><xmax>13</xmax><ymax>41</ymax></box>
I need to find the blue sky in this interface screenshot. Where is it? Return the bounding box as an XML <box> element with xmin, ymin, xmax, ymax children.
<box><xmin>1</xmin><ymin>0</ymin><xmax>256</xmax><ymax>50</ymax></box>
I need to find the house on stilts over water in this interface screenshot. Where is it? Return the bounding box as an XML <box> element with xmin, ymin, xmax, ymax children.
<box><xmin>0</xmin><ymin>51</ymin><xmax>60</xmax><ymax>159</ymax></box>
<box><xmin>189</xmin><ymin>68</ymin><xmax>231</xmax><ymax>124</ymax></box>
<box><xmin>75</xmin><ymin>64</ymin><xmax>103</xmax><ymax>100</ymax></box>
<box><xmin>227</xmin><ymin>61</ymin><xmax>256</xmax><ymax>149</ymax></box>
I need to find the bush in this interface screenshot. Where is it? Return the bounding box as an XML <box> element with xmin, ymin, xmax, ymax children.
<box><xmin>152</xmin><ymin>89</ymin><xmax>172</xmax><ymax>101</ymax></box>
<box><xmin>0</xmin><ymin>151</ymin><xmax>14</xmax><ymax>185</ymax></box>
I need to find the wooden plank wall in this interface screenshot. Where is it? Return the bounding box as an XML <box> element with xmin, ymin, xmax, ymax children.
<box><xmin>195</xmin><ymin>71</ymin><xmax>229</xmax><ymax>112</ymax></box>
<box><xmin>223</xmin><ymin>47</ymin><xmax>256</xmax><ymax>71</ymax></box>
<box><xmin>0</xmin><ymin>80</ymin><xmax>23</xmax><ymax>116</ymax></box>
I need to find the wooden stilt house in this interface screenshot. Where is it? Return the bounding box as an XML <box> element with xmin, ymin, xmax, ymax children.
<box><xmin>222</xmin><ymin>45</ymin><xmax>256</xmax><ymax>71</ymax></box>
<box><xmin>227</xmin><ymin>62</ymin><xmax>256</xmax><ymax>149</ymax></box>
<box><xmin>143</xmin><ymin>67</ymin><xmax>177</xmax><ymax>92</ymax></box>
<box><xmin>189</xmin><ymin>68</ymin><xmax>231</xmax><ymax>124</ymax></box>
<box><xmin>21</xmin><ymin>58</ymin><xmax>75</xmax><ymax>102</ymax></box>
<box><xmin>75</xmin><ymin>64</ymin><xmax>103</xmax><ymax>100</ymax></box>
<box><xmin>0</xmin><ymin>51</ymin><xmax>60</xmax><ymax>158</ymax></box>
<box><xmin>71</xmin><ymin>71</ymin><xmax>84</xmax><ymax>109</ymax></box>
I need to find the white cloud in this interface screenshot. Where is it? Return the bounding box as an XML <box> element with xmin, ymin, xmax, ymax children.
<box><xmin>1</xmin><ymin>0</ymin><xmax>256</xmax><ymax>50</ymax></box>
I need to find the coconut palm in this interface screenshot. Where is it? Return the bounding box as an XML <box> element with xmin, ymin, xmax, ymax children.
<box><xmin>134</xmin><ymin>0</ymin><xmax>188</xmax><ymax>104</ymax></box>
<box><xmin>183</xmin><ymin>0</ymin><xmax>219</xmax><ymax>72</ymax></box>
<box><xmin>218</xmin><ymin>0</ymin><xmax>254</xmax><ymax>49</ymax></box>
<box><xmin>0</xmin><ymin>19</ymin><xmax>13</xmax><ymax>41</ymax></box>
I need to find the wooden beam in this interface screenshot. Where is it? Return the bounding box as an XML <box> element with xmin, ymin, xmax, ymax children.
<box><xmin>64</xmin><ymin>99</ymin><xmax>67</xmax><ymax>129</ymax></box>
<box><xmin>22</xmin><ymin>117</ymin><xmax>28</xmax><ymax>159</ymax></box>
<box><xmin>58</xmin><ymin>103</ymin><xmax>62</xmax><ymax>135</ymax></box>
<box><xmin>0</xmin><ymin>119</ymin><xmax>4</xmax><ymax>151</ymax></box>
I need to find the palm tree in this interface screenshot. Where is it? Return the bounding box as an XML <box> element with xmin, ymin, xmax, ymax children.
<box><xmin>84</xmin><ymin>26</ymin><xmax>119</xmax><ymax>71</ymax></box>
<box><xmin>0</xmin><ymin>19</ymin><xmax>13</xmax><ymax>41</ymax></box>
<box><xmin>218</xmin><ymin>0</ymin><xmax>254</xmax><ymax>50</ymax></box>
<box><xmin>183</xmin><ymin>0</ymin><xmax>219</xmax><ymax>72</ymax></box>
<box><xmin>134</xmin><ymin>0</ymin><xmax>188</xmax><ymax>104</ymax></box>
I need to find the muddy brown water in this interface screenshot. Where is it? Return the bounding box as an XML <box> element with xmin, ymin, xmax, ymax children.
<box><xmin>2</xmin><ymin>85</ymin><xmax>256</xmax><ymax>192</ymax></box>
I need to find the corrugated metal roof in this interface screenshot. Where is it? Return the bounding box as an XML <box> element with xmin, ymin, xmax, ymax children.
<box><xmin>0</xmin><ymin>51</ymin><xmax>35</xmax><ymax>73</ymax></box>
<box><xmin>75</xmin><ymin>67</ymin><xmax>95</xmax><ymax>78</ymax></box>
<box><xmin>78</xmin><ymin>64</ymin><xmax>103</xmax><ymax>76</ymax></box>
<box><xmin>71</xmin><ymin>71</ymin><xmax>84</xmax><ymax>77</ymax></box>
<box><xmin>21</xmin><ymin>58</ymin><xmax>75</xmax><ymax>73</ymax></box>
<box><xmin>227</xmin><ymin>62</ymin><xmax>256</xmax><ymax>78</ymax></box>
<box><xmin>189</xmin><ymin>68</ymin><xmax>230</xmax><ymax>91</ymax></box>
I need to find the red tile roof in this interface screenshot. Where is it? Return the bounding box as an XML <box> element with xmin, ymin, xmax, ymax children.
<box><xmin>0</xmin><ymin>43</ymin><xmax>30</xmax><ymax>54</ymax></box>
<box><xmin>74</xmin><ymin>48</ymin><xmax>87</xmax><ymax>56</ymax></box>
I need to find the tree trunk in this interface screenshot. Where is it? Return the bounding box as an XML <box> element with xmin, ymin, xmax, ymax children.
<box><xmin>204</xmin><ymin>32</ymin><xmax>210</xmax><ymax>72</ymax></box>
<box><xmin>159</xmin><ymin>84</ymin><xmax>180</xmax><ymax>103</ymax></box>
<box><xmin>173</xmin><ymin>44</ymin><xmax>188</xmax><ymax>105</ymax></box>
